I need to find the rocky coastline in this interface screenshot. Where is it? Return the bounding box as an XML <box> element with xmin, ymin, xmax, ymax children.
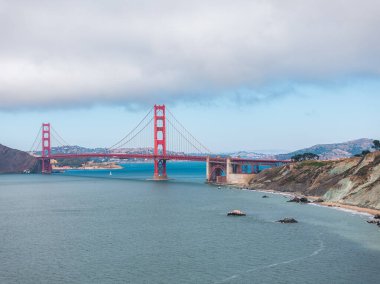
<box><xmin>247</xmin><ymin>151</ymin><xmax>380</xmax><ymax>214</ymax></box>
<box><xmin>253</xmin><ymin>188</ymin><xmax>380</xmax><ymax>216</ymax></box>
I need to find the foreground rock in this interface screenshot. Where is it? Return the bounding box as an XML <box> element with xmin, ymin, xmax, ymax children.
<box><xmin>374</xmin><ymin>214</ymin><xmax>380</xmax><ymax>219</ymax></box>
<box><xmin>367</xmin><ymin>220</ymin><xmax>380</xmax><ymax>227</ymax></box>
<box><xmin>277</xmin><ymin>218</ymin><xmax>298</xmax><ymax>223</ymax></box>
<box><xmin>227</xmin><ymin>210</ymin><xmax>246</xmax><ymax>216</ymax></box>
<box><xmin>287</xmin><ymin>197</ymin><xmax>300</xmax><ymax>203</ymax></box>
<box><xmin>287</xmin><ymin>197</ymin><xmax>310</xmax><ymax>203</ymax></box>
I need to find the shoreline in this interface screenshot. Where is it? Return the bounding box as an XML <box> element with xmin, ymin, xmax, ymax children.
<box><xmin>318</xmin><ymin>201</ymin><xmax>380</xmax><ymax>216</ymax></box>
<box><xmin>53</xmin><ymin>166</ymin><xmax>123</xmax><ymax>170</ymax></box>
<box><xmin>223</xmin><ymin>185</ymin><xmax>380</xmax><ymax>217</ymax></box>
<box><xmin>255</xmin><ymin>188</ymin><xmax>380</xmax><ymax>216</ymax></box>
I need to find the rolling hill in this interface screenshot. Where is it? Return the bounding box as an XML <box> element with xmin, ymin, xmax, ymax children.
<box><xmin>0</xmin><ymin>144</ymin><xmax>40</xmax><ymax>173</ymax></box>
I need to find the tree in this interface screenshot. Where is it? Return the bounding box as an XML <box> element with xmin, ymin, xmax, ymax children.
<box><xmin>362</xmin><ymin>150</ymin><xmax>371</xmax><ymax>156</ymax></box>
<box><xmin>56</xmin><ymin>158</ymin><xmax>90</xmax><ymax>167</ymax></box>
<box><xmin>303</xmin><ymin>153</ymin><xmax>320</xmax><ymax>161</ymax></box>
<box><xmin>372</xmin><ymin>140</ymin><xmax>380</xmax><ymax>151</ymax></box>
<box><xmin>291</xmin><ymin>154</ymin><xmax>303</xmax><ymax>162</ymax></box>
<box><xmin>291</xmin><ymin>152</ymin><xmax>320</xmax><ymax>162</ymax></box>
<box><xmin>355</xmin><ymin>150</ymin><xmax>371</xmax><ymax>157</ymax></box>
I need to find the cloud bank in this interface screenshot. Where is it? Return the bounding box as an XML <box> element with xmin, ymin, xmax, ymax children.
<box><xmin>1</xmin><ymin>0</ymin><xmax>380</xmax><ymax>109</ymax></box>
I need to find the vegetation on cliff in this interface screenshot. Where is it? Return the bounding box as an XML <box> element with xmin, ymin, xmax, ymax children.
<box><xmin>55</xmin><ymin>158</ymin><xmax>90</xmax><ymax>168</ymax></box>
<box><xmin>291</xmin><ymin>152</ymin><xmax>319</xmax><ymax>162</ymax></box>
<box><xmin>250</xmin><ymin>151</ymin><xmax>380</xmax><ymax>210</ymax></box>
<box><xmin>0</xmin><ymin>144</ymin><xmax>40</xmax><ymax>173</ymax></box>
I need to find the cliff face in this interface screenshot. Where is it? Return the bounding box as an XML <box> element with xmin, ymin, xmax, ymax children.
<box><xmin>0</xmin><ymin>144</ymin><xmax>40</xmax><ymax>173</ymax></box>
<box><xmin>250</xmin><ymin>151</ymin><xmax>380</xmax><ymax>210</ymax></box>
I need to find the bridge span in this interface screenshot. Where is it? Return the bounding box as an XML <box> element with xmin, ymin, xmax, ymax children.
<box><xmin>31</xmin><ymin>104</ymin><xmax>289</xmax><ymax>183</ymax></box>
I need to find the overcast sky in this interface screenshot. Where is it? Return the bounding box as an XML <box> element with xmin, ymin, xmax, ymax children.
<box><xmin>1</xmin><ymin>0</ymin><xmax>379</xmax><ymax>152</ymax></box>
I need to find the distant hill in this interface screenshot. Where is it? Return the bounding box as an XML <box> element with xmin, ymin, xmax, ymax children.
<box><xmin>225</xmin><ymin>139</ymin><xmax>374</xmax><ymax>160</ymax></box>
<box><xmin>220</xmin><ymin>151</ymin><xmax>274</xmax><ymax>159</ymax></box>
<box><xmin>0</xmin><ymin>144</ymin><xmax>40</xmax><ymax>173</ymax></box>
<box><xmin>275</xmin><ymin>138</ymin><xmax>374</xmax><ymax>160</ymax></box>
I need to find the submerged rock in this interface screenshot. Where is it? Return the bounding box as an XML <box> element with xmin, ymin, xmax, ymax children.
<box><xmin>227</xmin><ymin>210</ymin><xmax>246</xmax><ymax>216</ymax></box>
<box><xmin>277</xmin><ymin>218</ymin><xmax>298</xmax><ymax>223</ymax></box>
<box><xmin>262</xmin><ymin>195</ymin><xmax>269</xmax><ymax>198</ymax></box>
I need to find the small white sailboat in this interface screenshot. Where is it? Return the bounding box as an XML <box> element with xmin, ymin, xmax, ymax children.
<box><xmin>109</xmin><ymin>171</ymin><xmax>112</xmax><ymax>176</ymax></box>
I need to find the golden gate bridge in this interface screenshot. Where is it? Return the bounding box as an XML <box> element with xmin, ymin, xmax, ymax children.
<box><xmin>29</xmin><ymin>105</ymin><xmax>289</xmax><ymax>182</ymax></box>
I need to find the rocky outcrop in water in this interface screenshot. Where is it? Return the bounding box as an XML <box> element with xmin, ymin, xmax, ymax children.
<box><xmin>227</xmin><ymin>210</ymin><xmax>246</xmax><ymax>216</ymax></box>
<box><xmin>250</xmin><ymin>151</ymin><xmax>380</xmax><ymax>210</ymax></box>
<box><xmin>277</xmin><ymin>218</ymin><xmax>298</xmax><ymax>223</ymax></box>
<box><xmin>0</xmin><ymin>144</ymin><xmax>40</xmax><ymax>173</ymax></box>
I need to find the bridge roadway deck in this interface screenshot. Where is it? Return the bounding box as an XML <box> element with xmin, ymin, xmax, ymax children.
<box><xmin>40</xmin><ymin>153</ymin><xmax>289</xmax><ymax>164</ymax></box>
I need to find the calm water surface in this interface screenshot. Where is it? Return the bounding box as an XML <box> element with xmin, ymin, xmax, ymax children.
<box><xmin>1</xmin><ymin>162</ymin><xmax>380</xmax><ymax>283</ymax></box>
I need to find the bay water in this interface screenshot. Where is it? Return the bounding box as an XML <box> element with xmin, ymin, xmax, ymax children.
<box><xmin>1</xmin><ymin>162</ymin><xmax>380</xmax><ymax>283</ymax></box>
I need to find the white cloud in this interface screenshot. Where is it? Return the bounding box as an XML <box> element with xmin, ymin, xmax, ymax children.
<box><xmin>0</xmin><ymin>0</ymin><xmax>379</xmax><ymax>109</ymax></box>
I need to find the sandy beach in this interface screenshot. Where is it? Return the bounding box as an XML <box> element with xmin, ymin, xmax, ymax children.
<box><xmin>318</xmin><ymin>201</ymin><xmax>380</xmax><ymax>216</ymax></box>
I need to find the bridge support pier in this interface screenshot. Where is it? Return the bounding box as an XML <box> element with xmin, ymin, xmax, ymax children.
<box><xmin>206</xmin><ymin>157</ymin><xmax>226</xmax><ymax>183</ymax></box>
<box><xmin>154</xmin><ymin>159</ymin><xmax>168</xmax><ymax>180</ymax></box>
<box><xmin>41</xmin><ymin>158</ymin><xmax>52</xmax><ymax>174</ymax></box>
<box><xmin>206</xmin><ymin>157</ymin><xmax>259</xmax><ymax>185</ymax></box>
<box><xmin>206</xmin><ymin>156</ymin><xmax>210</xmax><ymax>180</ymax></box>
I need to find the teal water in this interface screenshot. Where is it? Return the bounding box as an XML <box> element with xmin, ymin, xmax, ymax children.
<box><xmin>1</xmin><ymin>162</ymin><xmax>380</xmax><ymax>283</ymax></box>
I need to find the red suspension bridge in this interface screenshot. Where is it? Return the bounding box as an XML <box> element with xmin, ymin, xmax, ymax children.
<box><xmin>29</xmin><ymin>105</ymin><xmax>289</xmax><ymax>183</ymax></box>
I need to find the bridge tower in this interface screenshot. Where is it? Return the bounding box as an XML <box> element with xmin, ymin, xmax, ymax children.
<box><xmin>41</xmin><ymin>123</ymin><xmax>52</xmax><ymax>174</ymax></box>
<box><xmin>153</xmin><ymin>104</ymin><xmax>168</xmax><ymax>180</ymax></box>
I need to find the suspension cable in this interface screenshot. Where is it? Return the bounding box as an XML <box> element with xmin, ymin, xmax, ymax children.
<box><xmin>51</xmin><ymin>126</ymin><xmax>70</xmax><ymax>146</ymax></box>
<box><xmin>33</xmin><ymin>140</ymin><xmax>42</xmax><ymax>155</ymax></box>
<box><xmin>29</xmin><ymin>126</ymin><xmax>42</xmax><ymax>153</ymax></box>
<box><xmin>166</xmin><ymin>108</ymin><xmax>211</xmax><ymax>154</ymax></box>
<box><xmin>111</xmin><ymin>117</ymin><xmax>154</xmax><ymax>150</ymax></box>
<box><xmin>108</xmin><ymin>107</ymin><xmax>154</xmax><ymax>150</ymax></box>
<box><xmin>166</xmin><ymin>118</ymin><xmax>207</xmax><ymax>154</ymax></box>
